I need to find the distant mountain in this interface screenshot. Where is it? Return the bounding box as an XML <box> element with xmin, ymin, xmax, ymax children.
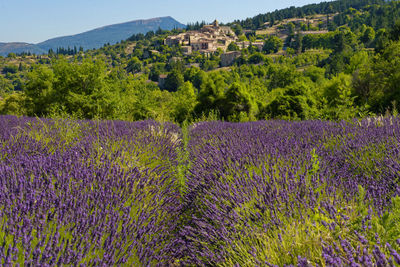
<box><xmin>0</xmin><ymin>16</ymin><xmax>185</xmax><ymax>56</ymax></box>
<box><xmin>0</xmin><ymin>42</ymin><xmax>46</xmax><ymax>56</ymax></box>
<box><xmin>36</xmin><ymin>16</ymin><xmax>186</xmax><ymax>51</ymax></box>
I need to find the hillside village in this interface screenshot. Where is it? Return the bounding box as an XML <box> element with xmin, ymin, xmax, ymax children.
<box><xmin>2</xmin><ymin>0</ymin><xmax>400</xmax><ymax>124</ymax></box>
<box><xmin>0</xmin><ymin>12</ymin><xmax>362</xmax><ymax>96</ymax></box>
<box><xmin>162</xmin><ymin>15</ymin><xmax>332</xmax><ymax>66</ymax></box>
<box><xmin>164</xmin><ymin>20</ymin><xmax>237</xmax><ymax>55</ymax></box>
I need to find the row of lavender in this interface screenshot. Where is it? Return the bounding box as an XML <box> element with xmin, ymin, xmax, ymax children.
<box><xmin>180</xmin><ymin>119</ymin><xmax>400</xmax><ymax>266</ymax></box>
<box><xmin>1</xmin><ymin>115</ymin><xmax>400</xmax><ymax>265</ymax></box>
<box><xmin>0</xmin><ymin>115</ymin><xmax>182</xmax><ymax>265</ymax></box>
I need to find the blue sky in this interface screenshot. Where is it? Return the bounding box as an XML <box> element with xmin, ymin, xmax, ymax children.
<box><xmin>0</xmin><ymin>0</ymin><xmax>324</xmax><ymax>43</ymax></box>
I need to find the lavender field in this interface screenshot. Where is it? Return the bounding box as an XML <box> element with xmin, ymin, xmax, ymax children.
<box><xmin>1</xmin><ymin>115</ymin><xmax>400</xmax><ymax>266</ymax></box>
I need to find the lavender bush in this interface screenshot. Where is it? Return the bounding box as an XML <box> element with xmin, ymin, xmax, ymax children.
<box><xmin>1</xmin><ymin>115</ymin><xmax>400</xmax><ymax>265</ymax></box>
<box><xmin>0</xmin><ymin>116</ymin><xmax>182</xmax><ymax>265</ymax></box>
<box><xmin>177</xmin><ymin>119</ymin><xmax>400</xmax><ymax>266</ymax></box>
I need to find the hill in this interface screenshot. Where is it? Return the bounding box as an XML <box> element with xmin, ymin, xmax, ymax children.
<box><xmin>234</xmin><ymin>0</ymin><xmax>386</xmax><ymax>30</ymax></box>
<box><xmin>0</xmin><ymin>42</ymin><xmax>46</xmax><ymax>56</ymax></box>
<box><xmin>36</xmin><ymin>16</ymin><xmax>186</xmax><ymax>52</ymax></box>
<box><xmin>0</xmin><ymin>16</ymin><xmax>185</xmax><ymax>56</ymax></box>
<box><xmin>2</xmin><ymin>0</ymin><xmax>400</xmax><ymax>123</ymax></box>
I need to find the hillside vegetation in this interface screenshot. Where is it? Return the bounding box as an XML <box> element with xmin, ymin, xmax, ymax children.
<box><xmin>1</xmin><ymin>0</ymin><xmax>400</xmax><ymax>123</ymax></box>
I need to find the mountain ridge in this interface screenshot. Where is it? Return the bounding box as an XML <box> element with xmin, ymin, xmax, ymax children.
<box><xmin>0</xmin><ymin>16</ymin><xmax>185</xmax><ymax>56</ymax></box>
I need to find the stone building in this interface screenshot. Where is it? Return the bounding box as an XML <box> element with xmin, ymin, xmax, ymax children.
<box><xmin>236</xmin><ymin>41</ymin><xmax>264</xmax><ymax>51</ymax></box>
<box><xmin>164</xmin><ymin>20</ymin><xmax>237</xmax><ymax>54</ymax></box>
<box><xmin>181</xmin><ymin>46</ymin><xmax>192</xmax><ymax>55</ymax></box>
<box><xmin>220</xmin><ymin>51</ymin><xmax>241</xmax><ymax>67</ymax></box>
<box><xmin>158</xmin><ymin>74</ymin><xmax>168</xmax><ymax>89</ymax></box>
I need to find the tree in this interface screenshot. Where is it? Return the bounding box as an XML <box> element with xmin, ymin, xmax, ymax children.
<box><xmin>332</xmin><ymin>26</ymin><xmax>357</xmax><ymax>54</ymax></box>
<box><xmin>221</xmin><ymin>82</ymin><xmax>256</xmax><ymax>121</ymax></box>
<box><xmin>360</xmin><ymin>25</ymin><xmax>375</xmax><ymax>46</ymax></box>
<box><xmin>390</xmin><ymin>19</ymin><xmax>400</xmax><ymax>41</ymax></box>
<box><xmin>263</xmin><ymin>36</ymin><xmax>283</xmax><ymax>54</ymax></box>
<box><xmin>267</xmin><ymin>63</ymin><xmax>299</xmax><ymax>89</ymax></box>
<box><xmin>0</xmin><ymin>92</ymin><xmax>26</xmax><ymax>116</ymax></box>
<box><xmin>232</xmin><ymin>24</ymin><xmax>243</xmax><ymax>36</ymax></box>
<box><xmin>25</xmin><ymin>57</ymin><xmax>120</xmax><ymax>119</ymax></box>
<box><xmin>304</xmin><ymin>66</ymin><xmax>326</xmax><ymax>83</ymax></box>
<box><xmin>191</xmin><ymin>69</ymin><xmax>207</xmax><ymax>89</ymax></box>
<box><xmin>201</xmin><ymin>60</ymin><xmax>219</xmax><ymax>71</ymax></box>
<box><xmin>248</xmin><ymin>52</ymin><xmax>264</xmax><ymax>64</ymax></box>
<box><xmin>323</xmin><ymin>73</ymin><xmax>357</xmax><ymax>120</ymax></box>
<box><xmin>183</xmin><ymin>67</ymin><xmax>202</xmax><ymax>89</ymax></box>
<box><xmin>164</xmin><ymin>69</ymin><xmax>184</xmax><ymax>92</ymax></box>
<box><xmin>149</xmin><ymin>63</ymin><xmax>166</xmax><ymax>82</ymax></box>
<box><xmin>195</xmin><ymin>75</ymin><xmax>226</xmax><ymax>116</ymax></box>
<box><xmin>367</xmin><ymin>41</ymin><xmax>400</xmax><ymax>113</ymax></box>
<box><xmin>7</xmin><ymin>53</ymin><xmax>16</xmax><ymax>59</ymax></box>
<box><xmin>227</xmin><ymin>42</ymin><xmax>240</xmax><ymax>51</ymax></box>
<box><xmin>24</xmin><ymin>65</ymin><xmax>55</xmax><ymax>116</ymax></box>
<box><xmin>173</xmin><ymin>81</ymin><xmax>197</xmax><ymax>123</ymax></box>
<box><xmin>266</xmin><ymin>94</ymin><xmax>301</xmax><ymax>120</ymax></box>
<box><xmin>265</xmin><ymin>80</ymin><xmax>319</xmax><ymax>120</ymax></box>
<box><xmin>293</xmin><ymin>33</ymin><xmax>303</xmax><ymax>53</ymax></box>
<box><xmin>2</xmin><ymin>65</ymin><xmax>18</xmax><ymax>75</ymax></box>
<box><xmin>126</xmin><ymin>57</ymin><xmax>142</xmax><ymax>73</ymax></box>
<box><xmin>0</xmin><ymin>75</ymin><xmax>13</xmax><ymax>95</ymax></box>
<box><xmin>374</xmin><ymin>29</ymin><xmax>390</xmax><ymax>53</ymax></box>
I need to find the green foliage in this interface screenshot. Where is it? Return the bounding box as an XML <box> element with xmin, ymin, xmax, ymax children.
<box><xmin>360</xmin><ymin>25</ymin><xmax>376</xmax><ymax>47</ymax></box>
<box><xmin>25</xmin><ymin>64</ymin><xmax>55</xmax><ymax>116</ymax></box>
<box><xmin>390</xmin><ymin>19</ymin><xmax>400</xmax><ymax>41</ymax></box>
<box><xmin>23</xmin><ymin>57</ymin><xmax>121</xmax><ymax>119</ymax></box>
<box><xmin>119</xmin><ymin>76</ymin><xmax>175</xmax><ymax>122</ymax></box>
<box><xmin>267</xmin><ymin>63</ymin><xmax>299</xmax><ymax>89</ymax></box>
<box><xmin>304</xmin><ymin>66</ymin><xmax>326</xmax><ymax>83</ymax></box>
<box><xmin>227</xmin><ymin>42</ymin><xmax>240</xmax><ymax>52</ymax></box>
<box><xmin>149</xmin><ymin>63</ymin><xmax>166</xmax><ymax>82</ymax></box>
<box><xmin>0</xmin><ymin>92</ymin><xmax>26</xmax><ymax>116</ymax></box>
<box><xmin>2</xmin><ymin>65</ymin><xmax>18</xmax><ymax>75</ymax></box>
<box><xmin>333</xmin><ymin>26</ymin><xmax>358</xmax><ymax>54</ymax></box>
<box><xmin>173</xmin><ymin>81</ymin><xmax>197</xmax><ymax>123</ymax></box>
<box><xmin>164</xmin><ymin>69</ymin><xmax>184</xmax><ymax>92</ymax></box>
<box><xmin>0</xmin><ymin>74</ymin><xmax>13</xmax><ymax>95</ymax></box>
<box><xmin>221</xmin><ymin>82</ymin><xmax>257</xmax><ymax>121</ymax></box>
<box><xmin>126</xmin><ymin>56</ymin><xmax>142</xmax><ymax>73</ymax></box>
<box><xmin>263</xmin><ymin>35</ymin><xmax>283</xmax><ymax>54</ymax></box>
<box><xmin>264</xmin><ymin>80</ymin><xmax>320</xmax><ymax>120</ymax></box>
<box><xmin>195</xmin><ymin>75</ymin><xmax>225</xmax><ymax>116</ymax></box>
<box><xmin>247</xmin><ymin>52</ymin><xmax>264</xmax><ymax>64</ymax></box>
<box><xmin>354</xmin><ymin>40</ymin><xmax>400</xmax><ymax>113</ymax></box>
<box><xmin>322</xmin><ymin>73</ymin><xmax>358</xmax><ymax>120</ymax></box>
<box><xmin>201</xmin><ymin>59</ymin><xmax>220</xmax><ymax>71</ymax></box>
<box><xmin>374</xmin><ymin>28</ymin><xmax>390</xmax><ymax>53</ymax></box>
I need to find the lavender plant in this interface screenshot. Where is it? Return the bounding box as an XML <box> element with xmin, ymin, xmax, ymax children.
<box><xmin>0</xmin><ymin>116</ymin><xmax>182</xmax><ymax>265</ymax></box>
<box><xmin>1</xmin><ymin>115</ymin><xmax>400</xmax><ymax>265</ymax></box>
<box><xmin>177</xmin><ymin>119</ymin><xmax>400</xmax><ymax>266</ymax></box>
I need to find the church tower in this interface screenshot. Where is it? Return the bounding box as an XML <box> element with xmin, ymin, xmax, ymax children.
<box><xmin>213</xmin><ymin>19</ymin><xmax>219</xmax><ymax>27</ymax></box>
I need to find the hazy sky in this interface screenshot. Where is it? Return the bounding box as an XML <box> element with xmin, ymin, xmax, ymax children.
<box><xmin>0</xmin><ymin>0</ymin><xmax>325</xmax><ymax>43</ymax></box>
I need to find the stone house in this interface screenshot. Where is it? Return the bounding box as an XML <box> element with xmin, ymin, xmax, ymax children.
<box><xmin>220</xmin><ymin>51</ymin><xmax>241</xmax><ymax>67</ymax></box>
<box><xmin>252</xmin><ymin>42</ymin><xmax>264</xmax><ymax>51</ymax></box>
<box><xmin>181</xmin><ymin>46</ymin><xmax>192</xmax><ymax>55</ymax></box>
<box><xmin>158</xmin><ymin>74</ymin><xmax>168</xmax><ymax>89</ymax></box>
<box><xmin>236</xmin><ymin>41</ymin><xmax>264</xmax><ymax>51</ymax></box>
